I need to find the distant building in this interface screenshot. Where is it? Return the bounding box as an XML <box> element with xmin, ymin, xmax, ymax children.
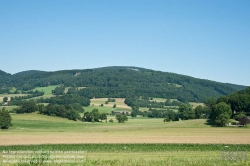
<box><xmin>111</xmin><ymin>111</ymin><xmax>131</xmax><ymax>115</ymax></box>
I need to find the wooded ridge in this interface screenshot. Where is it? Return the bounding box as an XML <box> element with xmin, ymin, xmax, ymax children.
<box><xmin>0</xmin><ymin>66</ymin><xmax>246</xmax><ymax>102</ymax></box>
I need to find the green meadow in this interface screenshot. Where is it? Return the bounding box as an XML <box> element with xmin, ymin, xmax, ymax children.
<box><xmin>33</xmin><ymin>86</ymin><xmax>57</xmax><ymax>95</ymax></box>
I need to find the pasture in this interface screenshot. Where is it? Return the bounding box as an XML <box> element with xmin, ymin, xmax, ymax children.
<box><xmin>33</xmin><ymin>86</ymin><xmax>57</xmax><ymax>95</ymax></box>
<box><xmin>33</xmin><ymin>85</ymin><xmax>57</xmax><ymax>99</ymax></box>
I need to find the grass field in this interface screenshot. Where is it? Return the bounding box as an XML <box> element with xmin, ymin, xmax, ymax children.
<box><xmin>1</xmin><ymin>112</ymin><xmax>250</xmax><ymax>145</ymax></box>
<box><xmin>32</xmin><ymin>85</ymin><xmax>57</xmax><ymax>99</ymax></box>
<box><xmin>0</xmin><ymin>106</ymin><xmax>17</xmax><ymax>111</ymax></box>
<box><xmin>0</xmin><ymin>86</ymin><xmax>56</xmax><ymax>102</ymax></box>
<box><xmin>33</xmin><ymin>86</ymin><xmax>57</xmax><ymax>95</ymax></box>
<box><xmin>91</xmin><ymin>98</ymin><xmax>131</xmax><ymax>109</ymax></box>
<box><xmin>0</xmin><ymin>152</ymin><xmax>248</xmax><ymax>165</ymax></box>
<box><xmin>150</xmin><ymin>98</ymin><xmax>167</xmax><ymax>102</ymax></box>
<box><xmin>190</xmin><ymin>102</ymin><xmax>205</xmax><ymax>108</ymax></box>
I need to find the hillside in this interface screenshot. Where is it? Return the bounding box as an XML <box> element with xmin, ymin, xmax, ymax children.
<box><xmin>0</xmin><ymin>70</ymin><xmax>11</xmax><ymax>89</ymax></box>
<box><xmin>0</xmin><ymin>66</ymin><xmax>246</xmax><ymax>102</ymax></box>
<box><xmin>217</xmin><ymin>86</ymin><xmax>250</xmax><ymax>114</ymax></box>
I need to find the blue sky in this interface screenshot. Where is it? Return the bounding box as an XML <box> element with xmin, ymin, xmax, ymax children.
<box><xmin>0</xmin><ymin>0</ymin><xmax>249</xmax><ymax>86</ymax></box>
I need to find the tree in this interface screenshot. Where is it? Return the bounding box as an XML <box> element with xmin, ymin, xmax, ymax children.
<box><xmin>90</xmin><ymin>109</ymin><xmax>100</xmax><ymax>122</ymax></box>
<box><xmin>16</xmin><ymin>101</ymin><xmax>37</xmax><ymax>114</ymax></box>
<box><xmin>113</xmin><ymin>104</ymin><xmax>116</xmax><ymax>108</ymax></box>
<box><xmin>214</xmin><ymin>113</ymin><xmax>230</xmax><ymax>127</ymax></box>
<box><xmin>3</xmin><ymin>97</ymin><xmax>8</xmax><ymax>102</ymax></box>
<box><xmin>178</xmin><ymin>104</ymin><xmax>195</xmax><ymax>120</ymax></box>
<box><xmin>99</xmin><ymin>113</ymin><xmax>107</xmax><ymax>122</ymax></box>
<box><xmin>131</xmin><ymin>111</ymin><xmax>137</xmax><ymax>118</ymax></box>
<box><xmin>239</xmin><ymin>116</ymin><xmax>250</xmax><ymax>126</ymax></box>
<box><xmin>52</xmin><ymin>85</ymin><xmax>65</xmax><ymax>95</ymax></box>
<box><xmin>83</xmin><ymin>112</ymin><xmax>92</xmax><ymax>122</ymax></box>
<box><xmin>195</xmin><ymin>105</ymin><xmax>204</xmax><ymax>119</ymax></box>
<box><xmin>211</xmin><ymin>102</ymin><xmax>232</xmax><ymax>126</ymax></box>
<box><xmin>163</xmin><ymin>117</ymin><xmax>170</xmax><ymax>122</ymax></box>
<box><xmin>66</xmin><ymin>110</ymin><xmax>80</xmax><ymax>121</ymax></box>
<box><xmin>0</xmin><ymin>108</ymin><xmax>12</xmax><ymax>129</ymax></box>
<box><xmin>131</xmin><ymin>105</ymin><xmax>139</xmax><ymax>118</ymax></box>
<box><xmin>234</xmin><ymin>113</ymin><xmax>246</xmax><ymax>121</ymax></box>
<box><xmin>82</xmin><ymin>109</ymin><xmax>105</xmax><ymax>122</ymax></box>
<box><xmin>204</xmin><ymin>97</ymin><xmax>217</xmax><ymax>116</ymax></box>
<box><xmin>116</xmin><ymin>114</ymin><xmax>128</xmax><ymax>123</ymax></box>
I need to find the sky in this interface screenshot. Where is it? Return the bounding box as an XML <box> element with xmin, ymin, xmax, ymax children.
<box><xmin>0</xmin><ymin>0</ymin><xmax>249</xmax><ymax>86</ymax></box>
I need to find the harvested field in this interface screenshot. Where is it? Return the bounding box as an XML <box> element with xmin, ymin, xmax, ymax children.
<box><xmin>1</xmin><ymin>128</ymin><xmax>250</xmax><ymax>145</ymax></box>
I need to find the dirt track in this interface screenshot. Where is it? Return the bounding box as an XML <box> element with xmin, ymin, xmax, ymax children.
<box><xmin>1</xmin><ymin>133</ymin><xmax>249</xmax><ymax>145</ymax></box>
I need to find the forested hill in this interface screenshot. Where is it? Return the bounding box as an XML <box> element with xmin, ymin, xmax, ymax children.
<box><xmin>0</xmin><ymin>70</ymin><xmax>11</xmax><ymax>88</ymax></box>
<box><xmin>0</xmin><ymin>66</ymin><xmax>246</xmax><ymax>102</ymax></box>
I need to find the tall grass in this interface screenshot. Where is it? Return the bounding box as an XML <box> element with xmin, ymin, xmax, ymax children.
<box><xmin>0</xmin><ymin>144</ymin><xmax>249</xmax><ymax>166</ymax></box>
<box><xmin>1</xmin><ymin>144</ymin><xmax>249</xmax><ymax>152</ymax></box>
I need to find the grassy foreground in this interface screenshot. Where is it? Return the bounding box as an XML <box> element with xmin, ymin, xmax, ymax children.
<box><xmin>0</xmin><ymin>144</ymin><xmax>249</xmax><ymax>165</ymax></box>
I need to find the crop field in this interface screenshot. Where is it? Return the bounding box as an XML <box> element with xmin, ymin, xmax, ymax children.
<box><xmin>1</xmin><ymin>96</ymin><xmax>249</xmax><ymax>165</ymax></box>
<box><xmin>0</xmin><ymin>143</ymin><xmax>249</xmax><ymax>165</ymax></box>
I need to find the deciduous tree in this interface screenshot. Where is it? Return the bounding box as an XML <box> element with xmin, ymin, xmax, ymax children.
<box><xmin>178</xmin><ymin>104</ymin><xmax>195</xmax><ymax>120</ymax></box>
<box><xmin>0</xmin><ymin>108</ymin><xmax>12</xmax><ymax>129</ymax></box>
<box><xmin>211</xmin><ymin>102</ymin><xmax>232</xmax><ymax>126</ymax></box>
<box><xmin>3</xmin><ymin>97</ymin><xmax>8</xmax><ymax>102</ymax></box>
<box><xmin>116</xmin><ymin>114</ymin><xmax>128</xmax><ymax>123</ymax></box>
<box><xmin>239</xmin><ymin>116</ymin><xmax>250</xmax><ymax>126</ymax></box>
